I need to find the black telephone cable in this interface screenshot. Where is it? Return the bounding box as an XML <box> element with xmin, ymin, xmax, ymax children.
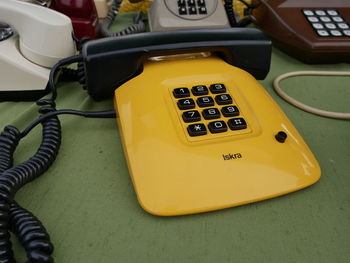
<box><xmin>0</xmin><ymin>99</ymin><xmax>61</xmax><ymax>263</ymax></box>
<box><xmin>0</xmin><ymin>54</ymin><xmax>116</xmax><ymax>262</ymax></box>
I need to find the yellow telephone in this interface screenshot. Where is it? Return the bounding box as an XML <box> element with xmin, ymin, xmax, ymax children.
<box><xmin>81</xmin><ymin>28</ymin><xmax>321</xmax><ymax>216</ymax></box>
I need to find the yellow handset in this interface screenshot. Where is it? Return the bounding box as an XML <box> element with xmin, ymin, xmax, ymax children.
<box><xmin>114</xmin><ymin>55</ymin><xmax>320</xmax><ymax>216</ymax></box>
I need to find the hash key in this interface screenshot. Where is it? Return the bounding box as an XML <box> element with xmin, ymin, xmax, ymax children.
<box><xmin>228</xmin><ymin>118</ymin><xmax>247</xmax><ymax>130</ymax></box>
<box><xmin>178</xmin><ymin>98</ymin><xmax>195</xmax><ymax>110</ymax></box>
<box><xmin>215</xmin><ymin>94</ymin><xmax>232</xmax><ymax>105</ymax></box>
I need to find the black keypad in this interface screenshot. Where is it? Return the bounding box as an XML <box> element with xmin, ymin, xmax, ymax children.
<box><xmin>187</xmin><ymin>123</ymin><xmax>207</xmax><ymax>136</ymax></box>
<box><xmin>210</xmin><ymin>83</ymin><xmax>226</xmax><ymax>93</ymax></box>
<box><xmin>182</xmin><ymin>110</ymin><xmax>200</xmax><ymax>123</ymax></box>
<box><xmin>192</xmin><ymin>85</ymin><xmax>208</xmax><ymax>96</ymax></box>
<box><xmin>172</xmin><ymin>84</ymin><xmax>248</xmax><ymax>138</ymax></box>
<box><xmin>173</xmin><ymin>87</ymin><xmax>190</xmax><ymax>98</ymax></box>
<box><xmin>197</xmin><ymin>96</ymin><xmax>214</xmax><ymax>107</ymax></box>
<box><xmin>178</xmin><ymin>98</ymin><xmax>195</xmax><ymax>110</ymax></box>
<box><xmin>303</xmin><ymin>9</ymin><xmax>350</xmax><ymax>37</ymax></box>
<box><xmin>208</xmin><ymin>121</ymin><xmax>228</xmax><ymax>133</ymax></box>
<box><xmin>215</xmin><ymin>94</ymin><xmax>233</xmax><ymax>105</ymax></box>
<box><xmin>202</xmin><ymin>108</ymin><xmax>220</xmax><ymax>120</ymax></box>
<box><xmin>221</xmin><ymin>106</ymin><xmax>239</xmax><ymax>117</ymax></box>
<box><xmin>228</xmin><ymin>118</ymin><xmax>247</xmax><ymax>130</ymax></box>
<box><xmin>177</xmin><ymin>0</ymin><xmax>206</xmax><ymax>16</ymax></box>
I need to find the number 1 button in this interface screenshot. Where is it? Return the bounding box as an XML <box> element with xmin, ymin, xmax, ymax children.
<box><xmin>173</xmin><ymin>87</ymin><xmax>190</xmax><ymax>98</ymax></box>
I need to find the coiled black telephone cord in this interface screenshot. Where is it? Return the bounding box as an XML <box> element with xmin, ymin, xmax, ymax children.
<box><xmin>0</xmin><ymin>55</ymin><xmax>115</xmax><ymax>263</ymax></box>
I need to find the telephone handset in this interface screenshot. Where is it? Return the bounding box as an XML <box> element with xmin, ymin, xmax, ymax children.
<box><xmin>0</xmin><ymin>0</ymin><xmax>76</xmax><ymax>101</ymax></box>
<box><xmin>80</xmin><ymin>28</ymin><xmax>321</xmax><ymax>215</ymax></box>
<box><xmin>148</xmin><ymin>0</ymin><xmax>230</xmax><ymax>31</ymax></box>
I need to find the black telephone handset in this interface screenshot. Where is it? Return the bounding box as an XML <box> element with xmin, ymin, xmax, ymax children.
<box><xmin>81</xmin><ymin>28</ymin><xmax>272</xmax><ymax>100</ymax></box>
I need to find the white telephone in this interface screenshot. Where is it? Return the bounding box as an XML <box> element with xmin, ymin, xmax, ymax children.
<box><xmin>0</xmin><ymin>0</ymin><xmax>76</xmax><ymax>101</ymax></box>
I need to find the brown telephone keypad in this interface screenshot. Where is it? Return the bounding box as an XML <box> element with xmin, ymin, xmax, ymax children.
<box><xmin>303</xmin><ymin>9</ymin><xmax>350</xmax><ymax>37</ymax></box>
<box><xmin>172</xmin><ymin>83</ymin><xmax>248</xmax><ymax>137</ymax></box>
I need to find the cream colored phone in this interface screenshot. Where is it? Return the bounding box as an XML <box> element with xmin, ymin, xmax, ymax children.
<box><xmin>0</xmin><ymin>0</ymin><xmax>76</xmax><ymax>101</ymax></box>
<box><xmin>148</xmin><ymin>0</ymin><xmax>230</xmax><ymax>31</ymax></box>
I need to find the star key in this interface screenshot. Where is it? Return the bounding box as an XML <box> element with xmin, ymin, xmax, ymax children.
<box><xmin>187</xmin><ymin>123</ymin><xmax>207</xmax><ymax>136</ymax></box>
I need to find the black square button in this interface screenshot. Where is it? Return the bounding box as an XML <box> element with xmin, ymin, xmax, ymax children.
<box><xmin>197</xmin><ymin>0</ymin><xmax>206</xmax><ymax>6</ymax></box>
<box><xmin>187</xmin><ymin>123</ymin><xmax>207</xmax><ymax>136</ymax></box>
<box><xmin>221</xmin><ymin>105</ymin><xmax>239</xmax><ymax>117</ymax></box>
<box><xmin>189</xmin><ymin>7</ymin><xmax>197</xmax><ymax>14</ymax></box>
<box><xmin>210</xmin><ymin>84</ymin><xmax>226</xmax><ymax>93</ymax></box>
<box><xmin>178</xmin><ymin>0</ymin><xmax>186</xmax><ymax>6</ymax></box>
<box><xmin>192</xmin><ymin>85</ymin><xmax>208</xmax><ymax>96</ymax></box>
<box><xmin>215</xmin><ymin>94</ymin><xmax>233</xmax><ymax>105</ymax></box>
<box><xmin>178</xmin><ymin>98</ymin><xmax>195</xmax><ymax>110</ymax></box>
<box><xmin>199</xmin><ymin>7</ymin><xmax>207</xmax><ymax>14</ymax></box>
<box><xmin>182</xmin><ymin>110</ymin><xmax>200</xmax><ymax>122</ymax></box>
<box><xmin>202</xmin><ymin>108</ymin><xmax>220</xmax><ymax>120</ymax></box>
<box><xmin>173</xmin><ymin>87</ymin><xmax>190</xmax><ymax>98</ymax></box>
<box><xmin>197</xmin><ymin>96</ymin><xmax>214</xmax><ymax>107</ymax></box>
<box><xmin>187</xmin><ymin>0</ymin><xmax>195</xmax><ymax>6</ymax></box>
<box><xmin>228</xmin><ymin>118</ymin><xmax>247</xmax><ymax>130</ymax></box>
<box><xmin>208</xmin><ymin>121</ymin><xmax>228</xmax><ymax>133</ymax></box>
<box><xmin>178</xmin><ymin>7</ymin><xmax>187</xmax><ymax>15</ymax></box>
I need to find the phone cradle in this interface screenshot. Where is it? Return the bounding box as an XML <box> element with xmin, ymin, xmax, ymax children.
<box><xmin>114</xmin><ymin>56</ymin><xmax>321</xmax><ymax>216</ymax></box>
<box><xmin>0</xmin><ymin>33</ymin><xmax>49</xmax><ymax>101</ymax></box>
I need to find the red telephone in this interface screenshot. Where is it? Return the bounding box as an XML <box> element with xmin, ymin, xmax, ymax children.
<box><xmin>50</xmin><ymin>0</ymin><xmax>99</xmax><ymax>40</ymax></box>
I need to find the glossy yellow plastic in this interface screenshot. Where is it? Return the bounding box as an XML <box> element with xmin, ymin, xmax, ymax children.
<box><xmin>114</xmin><ymin>56</ymin><xmax>321</xmax><ymax>216</ymax></box>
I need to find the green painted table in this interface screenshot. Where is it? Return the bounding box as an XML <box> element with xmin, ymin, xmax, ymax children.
<box><xmin>0</xmin><ymin>15</ymin><xmax>349</xmax><ymax>263</ymax></box>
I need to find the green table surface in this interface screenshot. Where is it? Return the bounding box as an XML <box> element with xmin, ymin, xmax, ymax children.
<box><xmin>1</xmin><ymin>15</ymin><xmax>350</xmax><ymax>263</ymax></box>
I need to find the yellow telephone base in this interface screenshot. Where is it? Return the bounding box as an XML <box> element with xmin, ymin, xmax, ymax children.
<box><xmin>114</xmin><ymin>56</ymin><xmax>321</xmax><ymax>216</ymax></box>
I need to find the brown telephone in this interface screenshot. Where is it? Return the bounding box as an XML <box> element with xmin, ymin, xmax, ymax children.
<box><xmin>250</xmin><ymin>0</ymin><xmax>350</xmax><ymax>63</ymax></box>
